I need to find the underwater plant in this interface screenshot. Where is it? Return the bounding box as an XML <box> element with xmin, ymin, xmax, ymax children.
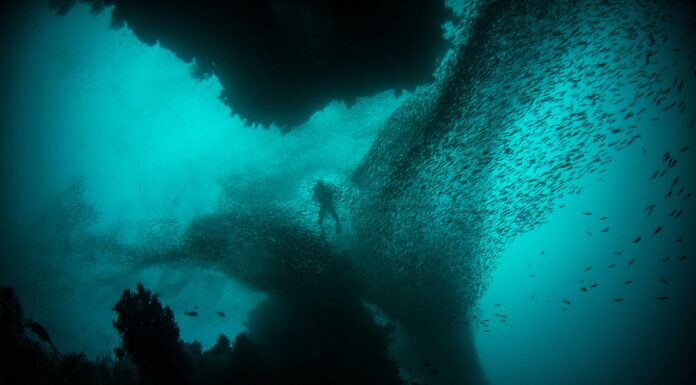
<box><xmin>112</xmin><ymin>283</ymin><xmax>190</xmax><ymax>385</ymax></box>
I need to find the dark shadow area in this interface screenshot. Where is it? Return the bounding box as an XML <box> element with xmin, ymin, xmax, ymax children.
<box><xmin>1</xmin><ymin>282</ymin><xmax>407</xmax><ymax>385</ymax></box>
<box><xmin>50</xmin><ymin>0</ymin><xmax>452</xmax><ymax>129</ymax></box>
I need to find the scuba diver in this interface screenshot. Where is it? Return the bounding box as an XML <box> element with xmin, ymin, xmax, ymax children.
<box><xmin>313</xmin><ymin>180</ymin><xmax>342</xmax><ymax>239</ymax></box>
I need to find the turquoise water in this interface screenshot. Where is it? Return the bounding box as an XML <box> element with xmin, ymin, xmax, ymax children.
<box><xmin>1</xmin><ymin>1</ymin><xmax>694</xmax><ymax>384</ymax></box>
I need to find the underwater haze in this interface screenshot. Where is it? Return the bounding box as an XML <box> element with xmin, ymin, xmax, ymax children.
<box><xmin>1</xmin><ymin>1</ymin><xmax>695</xmax><ymax>385</ymax></box>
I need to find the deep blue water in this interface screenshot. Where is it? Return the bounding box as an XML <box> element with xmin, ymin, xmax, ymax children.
<box><xmin>1</xmin><ymin>1</ymin><xmax>695</xmax><ymax>384</ymax></box>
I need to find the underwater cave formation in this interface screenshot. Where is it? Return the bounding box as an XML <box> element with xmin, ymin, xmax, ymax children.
<box><xmin>50</xmin><ymin>0</ymin><xmax>453</xmax><ymax>129</ymax></box>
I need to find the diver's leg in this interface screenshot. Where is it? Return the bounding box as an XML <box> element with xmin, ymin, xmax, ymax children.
<box><xmin>319</xmin><ymin>207</ymin><xmax>327</xmax><ymax>239</ymax></box>
<box><xmin>328</xmin><ymin>206</ymin><xmax>342</xmax><ymax>234</ymax></box>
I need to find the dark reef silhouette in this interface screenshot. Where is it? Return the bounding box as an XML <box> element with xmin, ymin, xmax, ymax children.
<box><xmin>1</xmin><ymin>283</ymin><xmax>407</xmax><ymax>385</ymax></box>
<box><xmin>112</xmin><ymin>283</ymin><xmax>190</xmax><ymax>385</ymax></box>
<box><xmin>50</xmin><ymin>0</ymin><xmax>452</xmax><ymax>129</ymax></box>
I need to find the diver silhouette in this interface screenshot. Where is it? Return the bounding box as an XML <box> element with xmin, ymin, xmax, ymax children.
<box><xmin>313</xmin><ymin>180</ymin><xmax>342</xmax><ymax>239</ymax></box>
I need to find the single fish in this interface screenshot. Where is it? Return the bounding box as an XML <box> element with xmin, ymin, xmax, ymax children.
<box><xmin>217</xmin><ymin>311</ymin><xmax>225</xmax><ymax>317</ymax></box>
<box><xmin>628</xmin><ymin>259</ymin><xmax>635</xmax><ymax>266</ymax></box>
<box><xmin>613</xmin><ymin>298</ymin><xmax>624</xmax><ymax>302</ymax></box>
<box><xmin>590</xmin><ymin>283</ymin><xmax>598</xmax><ymax>288</ymax></box>
<box><xmin>608</xmin><ymin>264</ymin><xmax>615</xmax><ymax>268</ymax></box>
<box><xmin>679</xmin><ymin>256</ymin><xmax>687</xmax><ymax>261</ymax></box>
<box><xmin>25</xmin><ymin>320</ymin><xmax>53</xmax><ymax>347</ymax></box>
<box><xmin>580</xmin><ymin>287</ymin><xmax>588</xmax><ymax>292</ymax></box>
<box><xmin>657</xmin><ymin>296</ymin><xmax>669</xmax><ymax>301</ymax></box>
<box><xmin>584</xmin><ymin>266</ymin><xmax>592</xmax><ymax>272</ymax></box>
<box><xmin>663</xmin><ymin>256</ymin><xmax>670</xmax><ymax>262</ymax></box>
<box><xmin>659</xmin><ymin>278</ymin><xmax>668</xmax><ymax>284</ymax></box>
<box><xmin>624</xmin><ymin>280</ymin><xmax>633</xmax><ymax>284</ymax></box>
<box><xmin>633</xmin><ymin>236</ymin><xmax>642</xmax><ymax>243</ymax></box>
<box><xmin>652</xmin><ymin>226</ymin><xmax>662</xmax><ymax>236</ymax></box>
<box><xmin>184</xmin><ymin>310</ymin><xmax>198</xmax><ymax>317</ymax></box>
